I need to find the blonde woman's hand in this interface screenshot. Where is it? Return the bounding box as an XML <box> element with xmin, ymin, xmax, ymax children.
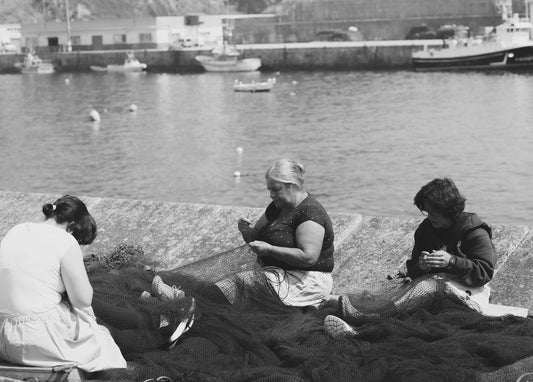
<box><xmin>248</xmin><ymin>240</ymin><xmax>273</xmax><ymax>257</ymax></box>
<box><xmin>237</xmin><ymin>217</ymin><xmax>253</xmax><ymax>233</ymax></box>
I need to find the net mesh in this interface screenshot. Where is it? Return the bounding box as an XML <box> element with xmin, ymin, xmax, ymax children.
<box><xmin>83</xmin><ymin>244</ymin><xmax>533</xmax><ymax>382</ymax></box>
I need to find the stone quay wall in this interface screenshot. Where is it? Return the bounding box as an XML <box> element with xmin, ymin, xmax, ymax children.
<box><xmin>0</xmin><ymin>191</ymin><xmax>530</xmax><ymax>312</ymax></box>
<box><xmin>0</xmin><ymin>40</ymin><xmax>444</xmax><ymax>73</ymax></box>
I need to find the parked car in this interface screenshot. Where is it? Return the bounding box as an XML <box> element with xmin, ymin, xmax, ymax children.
<box><xmin>405</xmin><ymin>24</ymin><xmax>470</xmax><ymax>40</ymax></box>
<box><xmin>316</xmin><ymin>29</ymin><xmax>364</xmax><ymax>42</ymax></box>
<box><xmin>405</xmin><ymin>25</ymin><xmax>438</xmax><ymax>39</ymax></box>
<box><xmin>170</xmin><ymin>38</ymin><xmax>197</xmax><ymax>50</ymax></box>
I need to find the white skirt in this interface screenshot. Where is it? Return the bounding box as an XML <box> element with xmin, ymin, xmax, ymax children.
<box><xmin>217</xmin><ymin>263</ymin><xmax>333</xmax><ymax>308</ymax></box>
<box><xmin>0</xmin><ymin>302</ymin><xmax>126</xmax><ymax>372</ymax></box>
<box><xmin>263</xmin><ymin>267</ymin><xmax>333</xmax><ymax>308</ymax></box>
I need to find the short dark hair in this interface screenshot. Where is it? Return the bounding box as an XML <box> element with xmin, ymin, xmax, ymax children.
<box><xmin>42</xmin><ymin>195</ymin><xmax>97</xmax><ymax>245</ymax></box>
<box><xmin>414</xmin><ymin>178</ymin><xmax>466</xmax><ymax>219</ymax></box>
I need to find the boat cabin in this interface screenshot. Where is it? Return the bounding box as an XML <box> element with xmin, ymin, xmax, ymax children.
<box><xmin>495</xmin><ymin>14</ymin><xmax>532</xmax><ymax>45</ymax></box>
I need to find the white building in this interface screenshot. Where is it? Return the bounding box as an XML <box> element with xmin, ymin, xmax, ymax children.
<box><xmin>527</xmin><ymin>0</ymin><xmax>533</xmax><ymax>20</ymax></box>
<box><xmin>0</xmin><ymin>24</ymin><xmax>21</xmax><ymax>52</ymax></box>
<box><xmin>20</xmin><ymin>15</ymin><xmax>226</xmax><ymax>52</ymax></box>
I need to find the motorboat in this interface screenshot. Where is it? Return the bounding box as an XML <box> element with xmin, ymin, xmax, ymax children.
<box><xmin>14</xmin><ymin>53</ymin><xmax>54</xmax><ymax>74</ymax></box>
<box><xmin>90</xmin><ymin>52</ymin><xmax>147</xmax><ymax>72</ymax></box>
<box><xmin>233</xmin><ymin>78</ymin><xmax>275</xmax><ymax>92</ymax></box>
<box><xmin>195</xmin><ymin>44</ymin><xmax>261</xmax><ymax>72</ymax></box>
<box><xmin>411</xmin><ymin>13</ymin><xmax>533</xmax><ymax>71</ymax></box>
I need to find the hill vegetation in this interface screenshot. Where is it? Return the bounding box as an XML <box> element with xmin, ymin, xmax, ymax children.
<box><xmin>0</xmin><ymin>0</ymin><xmax>283</xmax><ymax>23</ymax></box>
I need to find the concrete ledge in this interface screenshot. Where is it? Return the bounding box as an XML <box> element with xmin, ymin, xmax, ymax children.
<box><xmin>0</xmin><ymin>191</ymin><xmax>530</xmax><ymax>310</ymax></box>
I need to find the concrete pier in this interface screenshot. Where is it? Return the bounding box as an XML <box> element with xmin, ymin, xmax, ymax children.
<box><xmin>0</xmin><ymin>190</ymin><xmax>530</xmax><ymax>312</ymax></box>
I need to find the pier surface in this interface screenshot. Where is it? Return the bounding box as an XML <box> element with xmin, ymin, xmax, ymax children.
<box><xmin>0</xmin><ymin>190</ymin><xmax>530</xmax><ymax>311</ymax></box>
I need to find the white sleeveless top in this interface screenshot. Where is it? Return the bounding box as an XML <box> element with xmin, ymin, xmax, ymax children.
<box><xmin>0</xmin><ymin>222</ymin><xmax>77</xmax><ymax>316</ymax></box>
<box><xmin>0</xmin><ymin>222</ymin><xmax>127</xmax><ymax>371</ymax></box>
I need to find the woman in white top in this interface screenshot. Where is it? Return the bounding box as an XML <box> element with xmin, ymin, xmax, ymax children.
<box><xmin>0</xmin><ymin>195</ymin><xmax>126</xmax><ymax>371</ymax></box>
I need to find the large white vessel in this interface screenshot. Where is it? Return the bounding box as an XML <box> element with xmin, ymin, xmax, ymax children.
<box><xmin>412</xmin><ymin>13</ymin><xmax>533</xmax><ymax>71</ymax></box>
<box><xmin>195</xmin><ymin>44</ymin><xmax>261</xmax><ymax>72</ymax></box>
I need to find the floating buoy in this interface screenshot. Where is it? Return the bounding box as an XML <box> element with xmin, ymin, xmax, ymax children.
<box><xmin>290</xmin><ymin>92</ymin><xmax>296</xmax><ymax>97</ymax></box>
<box><xmin>65</xmin><ymin>78</ymin><xmax>70</xmax><ymax>84</ymax></box>
<box><xmin>129</xmin><ymin>104</ymin><xmax>138</xmax><ymax>112</ymax></box>
<box><xmin>292</xmin><ymin>80</ymin><xmax>298</xmax><ymax>85</ymax></box>
<box><xmin>89</xmin><ymin>109</ymin><xmax>100</xmax><ymax>122</ymax></box>
<box><xmin>236</xmin><ymin>147</ymin><xmax>244</xmax><ymax>154</ymax></box>
<box><xmin>233</xmin><ymin>170</ymin><xmax>241</xmax><ymax>177</ymax></box>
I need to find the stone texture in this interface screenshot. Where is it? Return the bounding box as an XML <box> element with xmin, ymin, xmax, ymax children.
<box><xmin>490</xmin><ymin>232</ymin><xmax>533</xmax><ymax>310</ymax></box>
<box><xmin>332</xmin><ymin>215</ymin><xmax>420</xmax><ymax>293</ymax></box>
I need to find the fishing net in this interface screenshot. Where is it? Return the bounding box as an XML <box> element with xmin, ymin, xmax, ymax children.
<box><xmin>83</xmin><ymin>244</ymin><xmax>533</xmax><ymax>382</ymax></box>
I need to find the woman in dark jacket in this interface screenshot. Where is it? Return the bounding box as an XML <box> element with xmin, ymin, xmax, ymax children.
<box><xmin>406</xmin><ymin>177</ymin><xmax>496</xmax><ymax>288</ymax></box>
<box><xmin>324</xmin><ymin>178</ymin><xmax>500</xmax><ymax>338</ymax></box>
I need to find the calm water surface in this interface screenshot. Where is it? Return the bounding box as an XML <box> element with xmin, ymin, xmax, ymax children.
<box><xmin>0</xmin><ymin>70</ymin><xmax>532</xmax><ymax>226</ymax></box>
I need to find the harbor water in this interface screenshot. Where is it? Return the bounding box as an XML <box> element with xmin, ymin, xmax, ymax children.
<box><xmin>0</xmin><ymin>70</ymin><xmax>532</xmax><ymax>227</ymax></box>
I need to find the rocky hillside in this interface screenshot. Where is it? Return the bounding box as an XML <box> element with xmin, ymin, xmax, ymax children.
<box><xmin>0</xmin><ymin>0</ymin><xmax>239</xmax><ymax>23</ymax></box>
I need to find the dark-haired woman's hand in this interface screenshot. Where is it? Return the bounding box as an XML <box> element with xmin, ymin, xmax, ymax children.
<box><xmin>424</xmin><ymin>250</ymin><xmax>452</xmax><ymax>268</ymax></box>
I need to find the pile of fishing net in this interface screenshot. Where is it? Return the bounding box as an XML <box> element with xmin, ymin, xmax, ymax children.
<box><xmin>84</xmin><ymin>244</ymin><xmax>533</xmax><ymax>382</ymax></box>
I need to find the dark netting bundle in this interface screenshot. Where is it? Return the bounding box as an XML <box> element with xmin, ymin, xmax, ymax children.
<box><xmin>84</xmin><ymin>244</ymin><xmax>533</xmax><ymax>382</ymax></box>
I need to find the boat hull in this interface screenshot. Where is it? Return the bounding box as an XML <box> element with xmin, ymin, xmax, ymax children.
<box><xmin>233</xmin><ymin>83</ymin><xmax>273</xmax><ymax>92</ymax></box>
<box><xmin>90</xmin><ymin>64</ymin><xmax>147</xmax><ymax>72</ymax></box>
<box><xmin>412</xmin><ymin>45</ymin><xmax>533</xmax><ymax>71</ymax></box>
<box><xmin>15</xmin><ymin>62</ymin><xmax>55</xmax><ymax>74</ymax></box>
<box><xmin>20</xmin><ymin>65</ymin><xmax>55</xmax><ymax>74</ymax></box>
<box><xmin>195</xmin><ymin>56</ymin><xmax>261</xmax><ymax>72</ymax></box>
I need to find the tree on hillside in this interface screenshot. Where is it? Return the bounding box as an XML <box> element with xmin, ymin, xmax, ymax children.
<box><xmin>228</xmin><ymin>0</ymin><xmax>282</xmax><ymax>14</ymax></box>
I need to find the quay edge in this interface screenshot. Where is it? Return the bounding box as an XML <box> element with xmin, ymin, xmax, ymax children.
<box><xmin>0</xmin><ymin>190</ymin><xmax>530</xmax><ymax>312</ymax></box>
<box><xmin>0</xmin><ymin>40</ymin><xmax>445</xmax><ymax>73</ymax></box>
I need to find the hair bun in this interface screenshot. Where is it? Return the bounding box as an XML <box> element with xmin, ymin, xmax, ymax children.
<box><xmin>42</xmin><ymin>203</ymin><xmax>56</xmax><ymax>217</ymax></box>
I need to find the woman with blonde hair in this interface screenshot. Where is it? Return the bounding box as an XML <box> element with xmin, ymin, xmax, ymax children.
<box><xmin>216</xmin><ymin>158</ymin><xmax>335</xmax><ymax>308</ymax></box>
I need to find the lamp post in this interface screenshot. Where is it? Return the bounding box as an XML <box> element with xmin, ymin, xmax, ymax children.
<box><xmin>65</xmin><ymin>0</ymin><xmax>72</xmax><ymax>52</ymax></box>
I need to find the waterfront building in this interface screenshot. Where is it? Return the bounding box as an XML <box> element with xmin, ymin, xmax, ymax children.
<box><xmin>20</xmin><ymin>15</ymin><xmax>226</xmax><ymax>53</ymax></box>
<box><xmin>0</xmin><ymin>24</ymin><xmax>21</xmax><ymax>53</ymax></box>
<box><xmin>527</xmin><ymin>0</ymin><xmax>533</xmax><ymax>18</ymax></box>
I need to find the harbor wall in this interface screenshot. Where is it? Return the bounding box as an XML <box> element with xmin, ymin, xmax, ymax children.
<box><xmin>234</xmin><ymin>15</ymin><xmax>500</xmax><ymax>43</ymax></box>
<box><xmin>0</xmin><ymin>40</ymin><xmax>444</xmax><ymax>73</ymax></box>
<box><xmin>0</xmin><ymin>190</ymin><xmax>530</xmax><ymax>312</ymax></box>
<box><xmin>231</xmin><ymin>0</ymin><xmax>524</xmax><ymax>42</ymax></box>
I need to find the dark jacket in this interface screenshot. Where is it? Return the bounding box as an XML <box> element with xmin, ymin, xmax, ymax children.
<box><xmin>406</xmin><ymin>212</ymin><xmax>496</xmax><ymax>287</ymax></box>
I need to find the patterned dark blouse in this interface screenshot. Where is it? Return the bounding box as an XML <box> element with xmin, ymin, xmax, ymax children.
<box><xmin>256</xmin><ymin>194</ymin><xmax>334</xmax><ymax>272</ymax></box>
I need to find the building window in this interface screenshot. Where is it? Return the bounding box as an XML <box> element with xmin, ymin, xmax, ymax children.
<box><xmin>113</xmin><ymin>34</ymin><xmax>126</xmax><ymax>43</ymax></box>
<box><xmin>139</xmin><ymin>33</ymin><xmax>152</xmax><ymax>43</ymax></box>
<box><xmin>71</xmin><ymin>36</ymin><xmax>81</xmax><ymax>45</ymax></box>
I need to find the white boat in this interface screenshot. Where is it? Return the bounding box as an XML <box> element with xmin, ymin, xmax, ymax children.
<box><xmin>90</xmin><ymin>52</ymin><xmax>147</xmax><ymax>72</ymax></box>
<box><xmin>233</xmin><ymin>78</ymin><xmax>275</xmax><ymax>92</ymax></box>
<box><xmin>195</xmin><ymin>44</ymin><xmax>261</xmax><ymax>72</ymax></box>
<box><xmin>412</xmin><ymin>13</ymin><xmax>533</xmax><ymax>71</ymax></box>
<box><xmin>14</xmin><ymin>53</ymin><xmax>54</xmax><ymax>74</ymax></box>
